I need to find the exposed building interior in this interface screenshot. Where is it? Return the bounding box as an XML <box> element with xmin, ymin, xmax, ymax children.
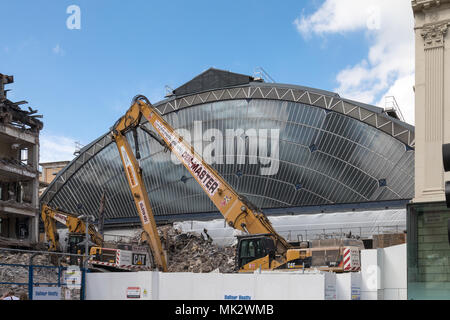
<box><xmin>0</xmin><ymin>73</ymin><xmax>43</xmax><ymax>246</ymax></box>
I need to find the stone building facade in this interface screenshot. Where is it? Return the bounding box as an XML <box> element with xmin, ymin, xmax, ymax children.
<box><xmin>409</xmin><ymin>0</ymin><xmax>450</xmax><ymax>299</ymax></box>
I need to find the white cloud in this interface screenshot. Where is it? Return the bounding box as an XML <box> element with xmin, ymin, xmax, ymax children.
<box><xmin>39</xmin><ymin>132</ymin><xmax>77</xmax><ymax>163</ymax></box>
<box><xmin>52</xmin><ymin>44</ymin><xmax>65</xmax><ymax>56</ymax></box>
<box><xmin>295</xmin><ymin>0</ymin><xmax>415</xmax><ymax>124</ymax></box>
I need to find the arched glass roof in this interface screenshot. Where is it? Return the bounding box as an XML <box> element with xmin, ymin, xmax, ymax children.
<box><xmin>40</xmin><ymin>69</ymin><xmax>414</xmax><ymax>224</ymax></box>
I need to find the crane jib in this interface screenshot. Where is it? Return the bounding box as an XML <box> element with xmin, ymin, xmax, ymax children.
<box><xmin>153</xmin><ymin>119</ymin><xmax>221</xmax><ymax>196</ymax></box>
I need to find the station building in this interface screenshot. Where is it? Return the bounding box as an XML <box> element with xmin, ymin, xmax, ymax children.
<box><xmin>40</xmin><ymin>68</ymin><xmax>414</xmax><ymax>245</ymax></box>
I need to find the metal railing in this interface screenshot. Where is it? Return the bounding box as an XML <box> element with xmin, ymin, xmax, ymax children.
<box><xmin>103</xmin><ymin>233</ymin><xmax>139</xmax><ymax>243</ymax></box>
<box><xmin>179</xmin><ymin>222</ymin><xmax>407</xmax><ymax>246</ymax></box>
<box><xmin>277</xmin><ymin>225</ymin><xmax>406</xmax><ymax>242</ymax></box>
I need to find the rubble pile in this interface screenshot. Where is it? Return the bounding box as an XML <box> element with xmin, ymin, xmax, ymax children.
<box><xmin>125</xmin><ymin>225</ymin><xmax>237</xmax><ymax>273</ymax></box>
<box><xmin>159</xmin><ymin>225</ymin><xmax>237</xmax><ymax>273</ymax></box>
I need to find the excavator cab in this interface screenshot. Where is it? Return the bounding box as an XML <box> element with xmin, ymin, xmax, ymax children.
<box><xmin>67</xmin><ymin>233</ymin><xmax>85</xmax><ymax>254</ymax></box>
<box><xmin>67</xmin><ymin>233</ymin><xmax>85</xmax><ymax>265</ymax></box>
<box><xmin>236</xmin><ymin>234</ymin><xmax>276</xmax><ymax>271</ymax></box>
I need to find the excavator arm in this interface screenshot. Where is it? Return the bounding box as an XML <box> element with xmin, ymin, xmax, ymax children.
<box><xmin>41</xmin><ymin>203</ymin><xmax>104</xmax><ymax>251</ymax></box>
<box><xmin>112</xmin><ymin>96</ymin><xmax>291</xmax><ymax>270</ymax></box>
<box><xmin>111</xmin><ymin>100</ymin><xmax>168</xmax><ymax>272</ymax></box>
<box><xmin>41</xmin><ymin>204</ymin><xmax>62</xmax><ymax>252</ymax></box>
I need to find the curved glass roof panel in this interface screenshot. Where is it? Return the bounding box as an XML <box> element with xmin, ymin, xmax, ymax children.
<box><xmin>42</xmin><ymin>95</ymin><xmax>414</xmax><ymax>223</ymax></box>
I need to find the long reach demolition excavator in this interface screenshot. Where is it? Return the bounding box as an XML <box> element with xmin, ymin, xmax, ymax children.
<box><xmin>109</xmin><ymin>95</ymin><xmax>361</xmax><ymax>273</ymax></box>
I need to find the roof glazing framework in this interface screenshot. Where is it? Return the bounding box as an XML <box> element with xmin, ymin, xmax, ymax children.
<box><xmin>40</xmin><ymin>84</ymin><xmax>415</xmax><ymax>222</ymax></box>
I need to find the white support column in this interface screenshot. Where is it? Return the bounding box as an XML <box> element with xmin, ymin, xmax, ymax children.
<box><xmin>412</xmin><ymin>0</ymin><xmax>450</xmax><ymax>203</ymax></box>
<box><xmin>422</xmin><ymin>23</ymin><xmax>447</xmax><ymax>198</ymax></box>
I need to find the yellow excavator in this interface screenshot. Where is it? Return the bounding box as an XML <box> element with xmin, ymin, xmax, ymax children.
<box><xmin>111</xmin><ymin>95</ymin><xmax>361</xmax><ymax>273</ymax></box>
<box><xmin>41</xmin><ymin>203</ymin><xmax>103</xmax><ymax>254</ymax></box>
<box><xmin>41</xmin><ymin>204</ymin><xmax>151</xmax><ymax>271</ymax></box>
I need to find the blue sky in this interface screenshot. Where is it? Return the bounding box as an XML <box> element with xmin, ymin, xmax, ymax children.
<box><xmin>1</xmin><ymin>0</ymin><xmax>414</xmax><ymax>162</ymax></box>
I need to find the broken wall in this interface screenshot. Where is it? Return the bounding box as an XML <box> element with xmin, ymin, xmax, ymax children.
<box><xmin>0</xmin><ymin>73</ymin><xmax>42</xmax><ymax>245</ymax></box>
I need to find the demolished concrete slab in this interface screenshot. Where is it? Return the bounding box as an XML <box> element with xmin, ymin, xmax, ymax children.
<box><xmin>125</xmin><ymin>225</ymin><xmax>237</xmax><ymax>273</ymax></box>
<box><xmin>159</xmin><ymin>225</ymin><xmax>236</xmax><ymax>273</ymax></box>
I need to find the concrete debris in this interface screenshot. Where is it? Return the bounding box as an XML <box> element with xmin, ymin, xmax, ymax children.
<box><xmin>0</xmin><ymin>252</ymin><xmax>51</xmax><ymax>298</ymax></box>
<box><xmin>124</xmin><ymin>225</ymin><xmax>237</xmax><ymax>273</ymax></box>
<box><xmin>159</xmin><ymin>225</ymin><xmax>237</xmax><ymax>273</ymax></box>
<box><xmin>0</xmin><ymin>199</ymin><xmax>34</xmax><ymax>210</ymax></box>
<box><xmin>0</xmin><ymin>157</ymin><xmax>36</xmax><ymax>172</ymax></box>
<box><xmin>0</xmin><ymin>251</ymin><xmax>81</xmax><ymax>300</ymax></box>
<box><xmin>0</xmin><ymin>235</ymin><xmax>31</xmax><ymax>248</ymax></box>
<box><xmin>0</xmin><ymin>73</ymin><xmax>43</xmax><ymax>132</ymax></box>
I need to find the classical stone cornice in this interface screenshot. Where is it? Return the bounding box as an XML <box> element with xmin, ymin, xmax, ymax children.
<box><xmin>412</xmin><ymin>0</ymin><xmax>450</xmax><ymax>13</ymax></box>
<box><xmin>421</xmin><ymin>21</ymin><xmax>449</xmax><ymax>48</ymax></box>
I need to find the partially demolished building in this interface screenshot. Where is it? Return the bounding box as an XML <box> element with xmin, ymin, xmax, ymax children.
<box><xmin>0</xmin><ymin>73</ymin><xmax>43</xmax><ymax>246</ymax></box>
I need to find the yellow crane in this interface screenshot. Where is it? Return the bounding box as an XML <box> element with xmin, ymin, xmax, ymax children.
<box><xmin>112</xmin><ymin>95</ymin><xmax>361</xmax><ymax>273</ymax></box>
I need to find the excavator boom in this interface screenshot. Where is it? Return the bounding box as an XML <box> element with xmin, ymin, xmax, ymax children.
<box><xmin>112</xmin><ymin>96</ymin><xmax>290</xmax><ymax>269</ymax></box>
<box><xmin>111</xmin><ymin>98</ymin><xmax>168</xmax><ymax>272</ymax></box>
<box><xmin>112</xmin><ymin>95</ymin><xmax>362</xmax><ymax>273</ymax></box>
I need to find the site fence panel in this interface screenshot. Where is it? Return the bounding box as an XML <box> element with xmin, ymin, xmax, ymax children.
<box><xmin>0</xmin><ymin>248</ymin><xmax>87</xmax><ymax>300</ymax></box>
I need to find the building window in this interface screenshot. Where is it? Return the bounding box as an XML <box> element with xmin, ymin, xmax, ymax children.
<box><xmin>407</xmin><ymin>202</ymin><xmax>450</xmax><ymax>299</ymax></box>
<box><xmin>20</xmin><ymin>148</ymin><xmax>28</xmax><ymax>166</ymax></box>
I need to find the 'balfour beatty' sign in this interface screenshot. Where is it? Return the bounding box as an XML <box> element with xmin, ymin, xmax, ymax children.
<box><xmin>33</xmin><ymin>287</ymin><xmax>61</xmax><ymax>300</ymax></box>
